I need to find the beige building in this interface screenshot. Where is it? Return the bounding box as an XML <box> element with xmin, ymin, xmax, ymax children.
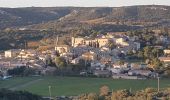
<box><xmin>115</xmin><ymin>38</ymin><xmax>129</xmax><ymax>46</ymax></box>
<box><xmin>96</xmin><ymin>38</ymin><xmax>109</xmax><ymax>47</ymax></box>
<box><xmin>17</xmin><ymin>50</ymin><xmax>36</xmax><ymax>59</ymax></box>
<box><xmin>72</xmin><ymin>37</ymin><xmax>110</xmax><ymax>48</ymax></box>
<box><xmin>164</xmin><ymin>49</ymin><xmax>170</xmax><ymax>55</ymax></box>
<box><xmin>55</xmin><ymin>45</ymin><xmax>70</xmax><ymax>54</ymax></box>
<box><xmin>159</xmin><ymin>57</ymin><xmax>170</xmax><ymax>62</ymax></box>
<box><xmin>82</xmin><ymin>51</ymin><xmax>97</xmax><ymax>61</ymax></box>
<box><xmin>72</xmin><ymin>37</ymin><xmax>85</xmax><ymax>47</ymax></box>
<box><xmin>5</xmin><ymin>49</ymin><xmax>20</xmax><ymax>58</ymax></box>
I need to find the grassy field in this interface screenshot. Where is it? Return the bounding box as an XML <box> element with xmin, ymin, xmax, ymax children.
<box><xmin>0</xmin><ymin>76</ymin><xmax>170</xmax><ymax>96</ymax></box>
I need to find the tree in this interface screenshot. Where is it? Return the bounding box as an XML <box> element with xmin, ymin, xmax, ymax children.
<box><xmin>164</xmin><ymin>67</ymin><xmax>170</xmax><ymax>77</ymax></box>
<box><xmin>100</xmin><ymin>85</ymin><xmax>110</xmax><ymax>96</ymax></box>
<box><xmin>111</xmin><ymin>89</ymin><xmax>131</xmax><ymax>100</ymax></box>
<box><xmin>0</xmin><ymin>89</ymin><xmax>43</xmax><ymax>100</ymax></box>
<box><xmin>138</xmin><ymin>51</ymin><xmax>144</xmax><ymax>58</ymax></box>
<box><xmin>151</xmin><ymin>58</ymin><xmax>163</xmax><ymax>69</ymax></box>
<box><xmin>143</xmin><ymin>46</ymin><xmax>152</xmax><ymax>59</ymax></box>
<box><xmin>88</xmin><ymin>93</ymin><xmax>98</xmax><ymax>100</ymax></box>
<box><xmin>108</xmin><ymin>42</ymin><xmax>116</xmax><ymax>50</ymax></box>
<box><xmin>55</xmin><ymin>57</ymin><xmax>67</xmax><ymax>69</ymax></box>
<box><xmin>117</xmin><ymin>60</ymin><xmax>125</xmax><ymax>65</ymax></box>
<box><xmin>7</xmin><ymin>66</ymin><xmax>35</xmax><ymax>76</ymax></box>
<box><xmin>45</xmin><ymin>55</ymin><xmax>53</xmax><ymax>66</ymax></box>
<box><xmin>23</xmin><ymin>68</ymin><xmax>35</xmax><ymax>76</ymax></box>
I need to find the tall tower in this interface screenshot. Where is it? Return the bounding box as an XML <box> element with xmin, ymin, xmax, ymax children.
<box><xmin>55</xmin><ymin>35</ymin><xmax>59</xmax><ymax>51</ymax></box>
<box><xmin>72</xmin><ymin>37</ymin><xmax>75</xmax><ymax>47</ymax></box>
<box><xmin>55</xmin><ymin>35</ymin><xmax>59</xmax><ymax>46</ymax></box>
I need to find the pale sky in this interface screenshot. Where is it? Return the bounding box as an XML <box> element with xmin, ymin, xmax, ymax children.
<box><xmin>0</xmin><ymin>0</ymin><xmax>170</xmax><ymax>8</ymax></box>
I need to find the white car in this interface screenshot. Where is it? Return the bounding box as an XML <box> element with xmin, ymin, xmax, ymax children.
<box><xmin>3</xmin><ymin>76</ymin><xmax>12</xmax><ymax>80</ymax></box>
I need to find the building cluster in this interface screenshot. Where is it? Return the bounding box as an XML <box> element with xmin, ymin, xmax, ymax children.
<box><xmin>1</xmin><ymin>31</ymin><xmax>170</xmax><ymax>79</ymax></box>
<box><xmin>54</xmin><ymin>32</ymin><xmax>159</xmax><ymax>79</ymax></box>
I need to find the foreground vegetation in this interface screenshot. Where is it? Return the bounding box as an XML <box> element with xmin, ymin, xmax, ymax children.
<box><xmin>0</xmin><ymin>76</ymin><xmax>170</xmax><ymax>96</ymax></box>
<box><xmin>0</xmin><ymin>88</ymin><xmax>42</xmax><ymax>100</ymax></box>
<box><xmin>78</xmin><ymin>86</ymin><xmax>170</xmax><ymax>100</ymax></box>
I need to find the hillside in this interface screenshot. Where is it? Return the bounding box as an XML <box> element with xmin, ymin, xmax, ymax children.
<box><xmin>0</xmin><ymin>5</ymin><xmax>170</xmax><ymax>30</ymax></box>
<box><xmin>0</xmin><ymin>5</ymin><xmax>170</xmax><ymax>50</ymax></box>
<box><xmin>0</xmin><ymin>7</ymin><xmax>72</xmax><ymax>29</ymax></box>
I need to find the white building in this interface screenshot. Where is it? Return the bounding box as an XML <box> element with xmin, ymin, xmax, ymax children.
<box><xmin>164</xmin><ymin>49</ymin><xmax>170</xmax><ymax>55</ymax></box>
<box><xmin>17</xmin><ymin>49</ymin><xmax>36</xmax><ymax>59</ymax></box>
<box><xmin>115</xmin><ymin>38</ymin><xmax>129</xmax><ymax>46</ymax></box>
<box><xmin>55</xmin><ymin>45</ymin><xmax>70</xmax><ymax>54</ymax></box>
<box><xmin>5</xmin><ymin>49</ymin><xmax>20</xmax><ymax>58</ymax></box>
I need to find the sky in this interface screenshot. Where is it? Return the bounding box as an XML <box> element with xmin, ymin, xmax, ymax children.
<box><xmin>0</xmin><ymin>0</ymin><xmax>170</xmax><ymax>8</ymax></box>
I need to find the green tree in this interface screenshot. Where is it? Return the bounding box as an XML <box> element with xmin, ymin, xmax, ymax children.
<box><xmin>138</xmin><ymin>51</ymin><xmax>144</xmax><ymax>58</ymax></box>
<box><xmin>151</xmin><ymin>58</ymin><xmax>163</xmax><ymax>69</ymax></box>
<box><xmin>55</xmin><ymin>57</ymin><xmax>67</xmax><ymax>69</ymax></box>
<box><xmin>143</xmin><ymin>46</ymin><xmax>152</xmax><ymax>59</ymax></box>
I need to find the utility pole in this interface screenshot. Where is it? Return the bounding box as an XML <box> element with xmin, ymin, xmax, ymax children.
<box><xmin>157</xmin><ymin>77</ymin><xmax>160</xmax><ymax>92</ymax></box>
<box><xmin>130</xmin><ymin>87</ymin><xmax>132</xmax><ymax>93</ymax></box>
<box><xmin>48</xmin><ymin>86</ymin><xmax>52</xmax><ymax>100</ymax></box>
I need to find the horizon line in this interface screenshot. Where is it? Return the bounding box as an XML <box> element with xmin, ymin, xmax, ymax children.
<box><xmin>0</xmin><ymin>4</ymin><xmax>169</xmax><ymax>8</ymax></box>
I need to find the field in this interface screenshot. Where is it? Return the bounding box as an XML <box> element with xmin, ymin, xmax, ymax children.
<box><xmin>0</xmin><ymin>76</ymin><xmax>170</xmax><ymax>96</ymax></box>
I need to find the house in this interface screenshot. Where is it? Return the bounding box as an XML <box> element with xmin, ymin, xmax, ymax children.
<box><xmin>115</xmin><ymin>38</ymin><xmax>129</xmax><ymax>46</ymax></box>
<box><xmin>91</xmin><ymin>62</ymin><xmax>105</xmax><ymax>70</ymax></box>
<box><xmin>82</xmin><ymin>51</ymin><xmax>97</xmax><ymax>61</ymax></box>
<box><xmin>96</xmin><ymin>38</ymin><xmax>110</xmax><ymax>47</ymax></box>
<box><xmin>159</xmin><ymin>57</ymin><xmax>170</xmax><ymax>62</ymax></box>
<box><xmin>131</xmin><ymin>63</ymin><xmax>140</xmax><ymax>69</ymax></box>
<box><xmin>134</xmin><ymin>42</ymin><xmax>141</xmax><ymax>50</ymax></box>
<box><xmin>164</xmin><ymin>49</ymin><xmax>170</xmax><ymax>55</ymax></box>
<box><xmin>140</xmin><ymin>63</ymin><xmax>148</xmax><ymax>69</ymax></box>
<box><xmin>71</xmin><ymin>57</ymin><xmax>81</xmax><ymax>64</ymax></box>
<box><xmin>93</xmin><ymin>70</ymin><xmax>111</xmax><ymax>77</ymax></box>
<box><xmin>128</xmin><ymin>70</ymin><xmax>152</xmax><ymax>77</ymax></box>
<box><xmin>5</xmin><ymin>49</ymin><xmax>21</xmax><ymax>58</ymax></box>
<box><xmin>110</xmin><ymin>68</ymin><xmax>122</xmax><ymax>74</ymax></box>
<box><xmin>101</xmin><ymin>47</ymin><xmax>110</xmax><ymax>51</ymax></box>
<box><xmin>112</xmin><ymin>74</ymin><xmax>146</xmax><ymax>80</ymax></box>
<box><xmin>41</xmin><ymin>67</ymin><xmax>57</xmax><ymax>75</ymax></box>
<box><xmin>159</xmin><ymin>35</ymin><xmax>168</xmax><ymax>43</ymax></box>
<box><xmin>55</xmin><ymin>45</ymin><xmax>70</xmax><ymax>54</ymax></box>
<box><xmin>72</xmin><ymin>37</ymin><xmax>85</xmax><ymax>47</ymax></box>
<box><xmin>17</xmin><ymin>49</ymin><xmax>36</xmax><ymax>59</ymax></box>
<box><xmin>72</xmin><ymin>36</ymin><xmax>110</xmax><ymax>48</ymax></box>
<box><xmin>112</xmin><ymin>64</ymin><xmax>128</xmax><ymax>69</ymax></box>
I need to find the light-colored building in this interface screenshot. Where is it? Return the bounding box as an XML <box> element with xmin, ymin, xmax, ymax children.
<box><xmin>17</xmin><ymin>49</ymin><xmax>36</xmax><ymax>59</ymax></box>
<box><xmin>128</xmin><ymin>70</ymin><xmax>152</xmax><ymax>77</ymax></box>
<box><xmin>71</xmin><ymin>57</ymin><xmax>81</xmax><ymax>64</ymax></box>
<box><xmin>134</xmin><ymin>42</ymin><xmax>141</xmax><ymax>50</ymax></box>
<box><xmin>115</xmin><ymin>38</ymin><xmax>129</xmax><ymax>46</ymax></box>
<box><xmin>71</xmin><ymin>37</ymin><xmax>110</xmax><ymax>48</ymax></box>
<box><xmin>72</xmin><ymin>37</ymin><xmax>85</xmax><ymax>47</ymax></box>
<box><xmin>94</xmin><ymin>70</ymin><xmax>111</xmax><ymax>77</ymax></box>
<box><xmin>164</xmin><ymin>49</ymin><xmax>170</xmax><ymax>54</ymax></box>
<box><xmin>82</xmin><ymin>51</ymin><xmax>97</xmax><ymax>61</ymax></box>
<box><xmin>5</xmin><ymin>49</ymin><xmax>20</xmax><ymax>58</ymax></box>
<box><xmin>159</xmin><ymin>57</ymin><xmax>170</xmax><ymax>62</ymax></box>
<box><xmin>96</xmin><ymin>38</ymin><xmax>110</xmax><ymax>47</ymax></box>
<box><xmin>55</xmin><ymin>45</ymin><xmax>70</xmax><ymax>54</ymax></box>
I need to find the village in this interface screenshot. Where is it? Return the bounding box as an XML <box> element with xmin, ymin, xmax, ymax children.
<box><xmin>0</xmin><ymin>30</ymin><xmax>170</xmax><ymax>80</ymax></box>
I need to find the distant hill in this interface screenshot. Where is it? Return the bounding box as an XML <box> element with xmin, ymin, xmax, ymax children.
<box><xmin>0</xmin><ymin>7</ymin><xmax>71</xmax><ymax>29</ymax></box>
<box><xmin>0</xmin><ymin>5</ymin><xmax>170</xmax><ymax>50</ymax></box>
<box><xmin>0</xmin><ymin>5</ymin><xmax>170</xmax><ymax>30</ymax></box>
